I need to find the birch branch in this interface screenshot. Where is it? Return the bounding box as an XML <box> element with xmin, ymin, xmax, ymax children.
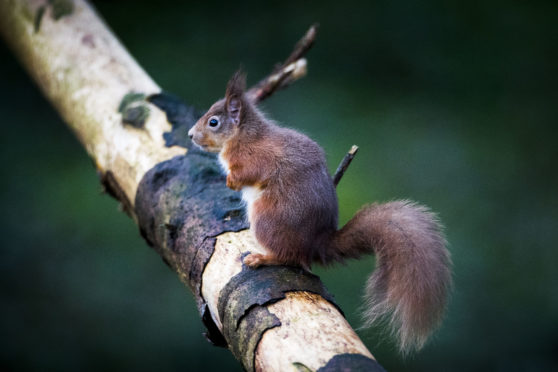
<box><xmin>247</xmin><ymin>24</ymin><xmax>318</xmax><ymax>103</ymax></box>
<box><xmin>0</xmin><ymin>2</ymin><xmax>385</xmax><ymax>371</ymax></box>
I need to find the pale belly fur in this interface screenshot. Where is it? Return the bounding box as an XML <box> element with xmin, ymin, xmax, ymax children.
<box><xmin>241</xmin><ymin>186</ymin><xmax>262</xmax><ymax>222</ymax></box>
<box><xmin>218</xmin><ymin>150</ymin><xmax>262</xmax><ymax>221</ymax></box>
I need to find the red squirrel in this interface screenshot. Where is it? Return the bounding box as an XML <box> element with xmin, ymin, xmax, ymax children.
<box><xmin>188</xmin><ymin>71</ymin><xmax>452</xmax><ymax>353</ymax></box>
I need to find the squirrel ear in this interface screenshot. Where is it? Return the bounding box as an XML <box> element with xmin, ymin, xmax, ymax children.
<box><xmin>225</xmin><ymin>70</ymin><xmax>246</xmax><ymax>125</ymax></box>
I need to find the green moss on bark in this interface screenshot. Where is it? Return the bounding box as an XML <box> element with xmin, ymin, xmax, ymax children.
<box><xmin>118</xmin><ymin>92</ymin><xmax>150</xmax><ymax>128</ymax></box>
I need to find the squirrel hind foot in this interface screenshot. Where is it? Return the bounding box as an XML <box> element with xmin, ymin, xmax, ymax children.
<box><xmin>242</xmin><ymin>252</ymin><xmax>311</xmax><ymax>271</ymax></box>
<box><xmin>243</xmin><ymin>252</ymin><xmax>276</xmax><ymax>268</ymax></box>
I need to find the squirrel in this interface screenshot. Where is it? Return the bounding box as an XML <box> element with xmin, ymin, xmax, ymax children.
<box><xmin>188</xmin><ymin>70</ymin><xmax>452</xmax><ymax>354</ymax></box>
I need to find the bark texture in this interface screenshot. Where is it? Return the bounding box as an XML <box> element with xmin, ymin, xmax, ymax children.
<box><xmin>0</xmin><ymin>1</ymin><xmax>384</xmax><ymax>370</ymax></box>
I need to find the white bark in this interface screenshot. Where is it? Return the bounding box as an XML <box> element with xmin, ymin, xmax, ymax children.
<box><xmin>0</xmin><ymin>0</ymin><xmax>185</xmax><ymax>208</ymax></box>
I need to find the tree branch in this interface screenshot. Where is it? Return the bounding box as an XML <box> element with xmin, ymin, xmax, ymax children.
<box><xmin>247</xmin><ymin>24</ymin><xmax>318</xmax><ymax>103</ymax></box>
<box><xmin>0</xmin><ymin>2</ymin><xmax>384</xmax><ymax>371</ymax></box>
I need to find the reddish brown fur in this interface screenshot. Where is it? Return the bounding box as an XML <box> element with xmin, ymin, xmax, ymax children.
<box><xmin>188</xmin><ymin>71</ymin><xmax>452</xmax><ymax>354</ymax></box>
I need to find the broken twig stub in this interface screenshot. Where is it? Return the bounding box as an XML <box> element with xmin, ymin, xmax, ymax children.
<box><xmin>247</xmin><ymin>24</ymin><xmax>318</xmax><ymax>103</ymax></box>
<box><xmin>333</xmin><ymin>145</ymin><xmax>359</xmax><ymax>187</ymax></box>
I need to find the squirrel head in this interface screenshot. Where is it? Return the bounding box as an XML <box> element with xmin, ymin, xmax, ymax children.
<box><xmin>188</xmin><ymin>70</ymin><xmax>248</xmax><ymax>153</ymax></box>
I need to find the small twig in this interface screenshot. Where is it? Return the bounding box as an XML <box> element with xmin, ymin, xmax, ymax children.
<box><xmin>333</xmin><ymin>145</ymin><xmax>359</xmax><ymax>187</ymax></box>
<box><xmin>247</xmin><ymin>24</ymin><xmax>319</xmax><ymax>103</ymax></box>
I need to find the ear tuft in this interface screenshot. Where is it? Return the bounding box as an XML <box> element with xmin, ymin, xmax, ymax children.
<box><xmin>225</xmin><ymin>70</ymin><xmax>246</xmax><ymax>125</ymax></box>
<box><xmin>226</xmin><ymin>69</ymin><xmax>247</xmax><ymax>97</ymax></box>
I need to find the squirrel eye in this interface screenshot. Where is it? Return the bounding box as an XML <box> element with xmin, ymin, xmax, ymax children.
<box><xmin>208</xmin><ymin>118</ymin><xmax>219</xmax><ymax>128</ymax></box>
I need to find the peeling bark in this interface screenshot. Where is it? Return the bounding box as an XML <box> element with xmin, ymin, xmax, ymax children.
<box><xmin>0</xmin><ymin>1</ymin><xmax>383</xmax><ymax>370</ymax></box>
<box><xmin>256</xmin><ymin>293</ymin><xmax>380</xmax><ymax>371</ymax></box>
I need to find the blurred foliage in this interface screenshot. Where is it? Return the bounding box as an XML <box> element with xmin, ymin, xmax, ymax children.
<box><xmin>1</xmin><ymin>0</ymin><xmax>557</xmax><ymax>371</ymax></box>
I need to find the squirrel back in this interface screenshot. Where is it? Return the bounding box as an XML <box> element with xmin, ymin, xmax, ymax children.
<box><xmin>188</xmin><ymin>70</ymin><xmax>452</xmax><ymax>354</ymax></box>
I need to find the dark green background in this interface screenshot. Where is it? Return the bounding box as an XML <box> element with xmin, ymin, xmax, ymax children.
<box><xmin>1</xmin><ymin>0</ymin><xmax>557</xmax><ymax>371</ymax></box>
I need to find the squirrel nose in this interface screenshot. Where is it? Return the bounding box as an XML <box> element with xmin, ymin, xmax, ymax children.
<box><xmin>187</xmin><ymin>128</ymin><xmax>194</xmax><ymax>140</ymax></box>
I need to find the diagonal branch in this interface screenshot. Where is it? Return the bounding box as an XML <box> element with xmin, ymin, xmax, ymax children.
<box><xmin>0</xmin><ymin>2</ymin><xmax>384</xmax><ymax>371</ymax></box>
<box><xmin>247</xmin><ymin>24</ymin><xmax>318</xmax><ymax>103</ymax></box>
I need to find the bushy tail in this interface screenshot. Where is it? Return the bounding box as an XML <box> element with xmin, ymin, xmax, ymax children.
<box><xmin>329</xmin><ymin>200</ymin><xmax>452</xmax><ymax>354</ymax></box>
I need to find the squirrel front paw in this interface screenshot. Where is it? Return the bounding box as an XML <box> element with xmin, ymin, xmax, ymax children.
<box><xmin>226</xmin><ymin>174</ymin><xmax>241</xmax><ymax>191</ymax></box>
